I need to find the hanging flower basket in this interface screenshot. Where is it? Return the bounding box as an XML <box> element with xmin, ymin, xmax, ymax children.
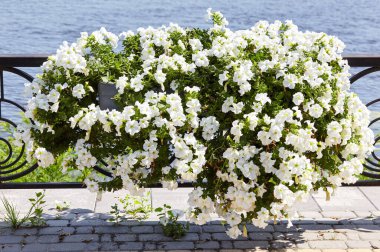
<box><xmin>18</xmin><ymin>9</ymin><xmax>374</xmax><ymax>238</ymax></box>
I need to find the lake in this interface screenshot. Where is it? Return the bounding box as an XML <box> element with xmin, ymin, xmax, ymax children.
<box><xmin>0</xmin><ymin>0</ymin><xmax>379</xmax><ymax>127</ymax></box>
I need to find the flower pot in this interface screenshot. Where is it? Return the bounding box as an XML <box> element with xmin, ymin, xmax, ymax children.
<box><xmin>98</xmin><ymin>82</ymin><xmax>119</xmax><ymax>110</ymax></box>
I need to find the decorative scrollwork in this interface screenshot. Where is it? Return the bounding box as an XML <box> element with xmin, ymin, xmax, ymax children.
<box><xmin>0</xmin><ymin>67</ymin><xmax>39</xmax><ymax>181</ymax></box>
<box><xmin>0</xmin><ymin>136</ymin><xmax>12</xmax><ymax>164</ymax></box>
<box><xmin>0</xmin><ymin>66</ymin><xmax>112</xmax><ymax>182</ymax></box>
<box><xmin>350</xmin><ymin>67</ymin><xmax>380</xmax><ymax>179</ymax></box>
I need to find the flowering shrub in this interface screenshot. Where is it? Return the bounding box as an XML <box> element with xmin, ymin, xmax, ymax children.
<box><xmin>17</xmin><ymin>9</ymin><xmax>374</xmax><ymax>238</ymax></box>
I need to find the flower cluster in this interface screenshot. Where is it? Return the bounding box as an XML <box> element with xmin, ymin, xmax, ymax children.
<box><xmin>18</xmin><ymin>9</ymin><xmax>374</xmax><ymax>238</ymax></box>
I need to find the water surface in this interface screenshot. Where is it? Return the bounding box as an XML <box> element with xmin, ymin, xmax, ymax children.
<box><xmin>0</xmin><ymin>0</ymin><xmax>379</xmax><ymax>125</ymax></box>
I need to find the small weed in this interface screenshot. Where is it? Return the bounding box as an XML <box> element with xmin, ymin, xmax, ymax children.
<box><xmin>109</xmin><ymin>192</ymin><xmax>152</xmax><ymax>224</ymax></box>
<box><xmin>119</xmin><ymin>192</ymin><xmax>152</xmax><ymax>221</ymax></box>
<box><xmin>155</xmin><ymin>204</ymin><xmax>189</xmax><ymax>239</ymax></box>
<box><xmin>1</xmin><ymin>197</ymin><xmax>26</xmax><ymax>229</ymax></box>
<box><xmin>55</xmin><ymin>200</ymin><xmax>70</xmax><ymax>212</ymax></box>
<box><xmin>1</xmin><ymin>191</ymin><xmax>46</xmax><ymax>229</ymax></box>
<box><xmin>28</xmin><ymin>191</ymin><xmax>46</xmax><ymax>226</ymax></box>
<box><xmin>109</xmin><ymin>203</ymin><xmax>123</xmax><ymax>225</ymax></box>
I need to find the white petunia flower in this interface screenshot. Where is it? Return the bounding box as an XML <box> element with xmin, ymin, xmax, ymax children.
<box><xmin>192</xmin><ymin>51</ymin><xmax>209</xmax><ymax>67</ymax></box>
<box><xmin>34</xmin><ymin>147</ymin><xmax>55</xmax><ymax>168</ymax></box>
<box><xmin>309</xmin><ymin>104</ymin><xmax>323</xmax><ymax>118</ymax></box>
<box><xmin>255</xmin><ymin>93</ymin><xmax>271</xmax><ymax>105</ymax></box>
<box><xmin>72</xmin><ymin>84</ymin><xmax>86</xmax><ymax>99</ymax></box>
<box><xmin>293</xmin><ymin>92</ymin><xmax>304</xmax><ymax>106</ymax></box>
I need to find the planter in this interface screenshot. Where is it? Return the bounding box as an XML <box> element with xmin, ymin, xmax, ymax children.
<box><xmin>98</xmin><ymin>82</ymin><xmax>119</xmax><ymax>110</ymax></box>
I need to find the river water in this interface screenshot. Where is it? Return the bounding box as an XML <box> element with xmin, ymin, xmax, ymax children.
<box><xmin>0</xmin><ymin>0</ymin><xmax>379</xmax><ymax>126</ymax></box>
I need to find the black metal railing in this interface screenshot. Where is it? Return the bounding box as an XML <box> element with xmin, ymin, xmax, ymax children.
<box><xmin>0</xmin><ymin>54</ymin><xmax>379</xmax><ymax>189</ymax></box>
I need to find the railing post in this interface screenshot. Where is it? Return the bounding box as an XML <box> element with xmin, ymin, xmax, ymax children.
<box><xmin>0</xmin><ymin>66</ymin><xmax>3</xmax><ymax>118</ymax></box>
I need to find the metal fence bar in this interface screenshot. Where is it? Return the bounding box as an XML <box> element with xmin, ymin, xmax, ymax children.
<box><xmin>0</xmin><ymin>54</ymin><xmax>379</xmax><ymax>68</ymax></box>
<box><xmin>0</xmin><ymin>54</ymin><xmax>49</xmax><ymax>67</ymax></box>
<box><xmin>0</xmin><ymin>182</ymin><xmax>198</xmax><ymax>189</ymax></box>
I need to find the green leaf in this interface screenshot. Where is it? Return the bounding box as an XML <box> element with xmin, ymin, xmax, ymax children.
<box><xmin>155</xmin><ymin>207</ymin><xmax>163</xmax><ymax>212</ymax></box>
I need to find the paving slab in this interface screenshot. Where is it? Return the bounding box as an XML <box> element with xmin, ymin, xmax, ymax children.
<box><xmin>1</xmin><ymin>186</ymin><xmax>378</xmax><ymax>214</ymax></box>
<box><xmin>312</xmin><ymin>187</ymin><xmax>377</xmax><ymax>211</ymax></box>
<box><xmin>358</xmin><ymin>187</ymin><xmax>380</xmax><ymax>210</ymax></box>
<box><xmin>0</xmin><ymin>189</ymin><xmax>96</xmax><ymax>214</ymax></box>
<box><xmin>151</xmin><ymin>188</ymin><xmax>193</xmax><ymax>210</ymax></box>
<box><xmin>292</xmin><ymin>194</ymin><xmax>321</xmax><ymax>211</ymax></box>
<box><xmin>94</xmin><ymin>189</ymin><xmax>130</xmax><ymax>213</ymax></box>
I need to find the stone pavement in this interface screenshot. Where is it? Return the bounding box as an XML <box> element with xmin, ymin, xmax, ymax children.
<box><xmin>0</xmin><ymin>187</ymin><xmax>379</xmax><ymax>251</ymax></box>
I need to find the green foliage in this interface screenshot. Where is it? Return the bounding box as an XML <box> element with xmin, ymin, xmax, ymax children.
<box><xmin>109</xmin><ymin>192</ymin><xmax>152</xmax><ymax>224</ymax></box>
<box><xmin>119</xmin><ymin>192</ymin><xmax>152</xmax><ymax>221</ymax></box>
<box><xmin>13</xmin><ymin>156</ymin><xmax>78</xmax><ymax>183</ymax></box>
<box><xmin>0</xmin><ymin>121</ymin><xmax>80</xmax><ymax>183</ymax></box>
<box><xmin>155</xmin><ymin>204</ymin><xmax>189</xmax><ymax>239</ymax></box>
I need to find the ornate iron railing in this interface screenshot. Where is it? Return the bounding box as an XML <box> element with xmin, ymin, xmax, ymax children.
<box><xmin>0</xmin><ymin>54</ymin><xmax>379</xmax><ymax>189</ymax></box>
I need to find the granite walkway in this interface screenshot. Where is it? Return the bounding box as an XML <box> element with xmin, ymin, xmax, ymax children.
<box><xmin>0</xmin><ymin>186</ymin><xmax>379</xmax><ymax>251</ymax></box>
